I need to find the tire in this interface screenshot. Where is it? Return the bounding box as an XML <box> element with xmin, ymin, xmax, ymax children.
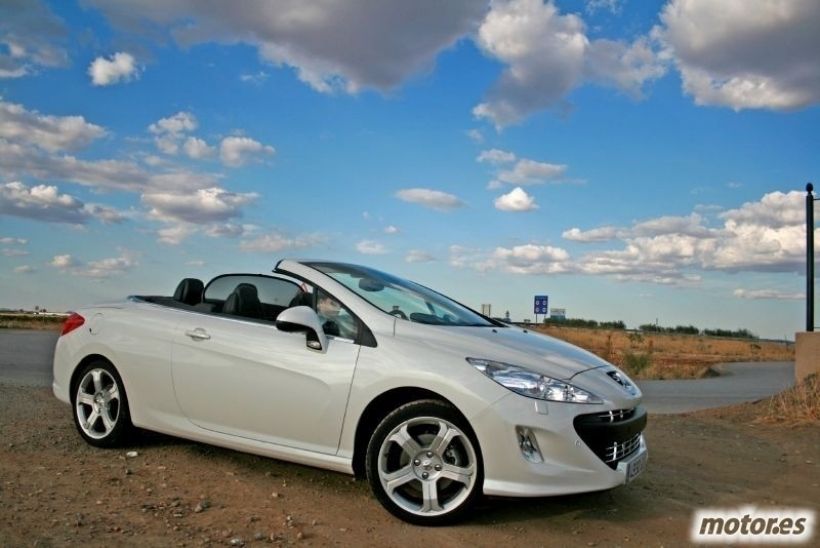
<box><xmin>71</xmin><ymin>360</ymin><xmax>133</xmax><ymax>448</ymax></box>
<box><xmin>365</xmin><ymin>399</ymin><xmax>483</xmax><ymax>525</ymax></box>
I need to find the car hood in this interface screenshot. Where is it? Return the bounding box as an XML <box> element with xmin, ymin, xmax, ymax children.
<box><xmin>397</xmin><ymin>322</ymin><xmax>611</xmax><ymax>380</ymax></box>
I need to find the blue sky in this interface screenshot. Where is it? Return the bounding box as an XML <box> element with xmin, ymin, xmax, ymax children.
<box><xmin>1</xmin><ymin>0</ymin><xmax>818</xmax><ymax>339</ymax></box>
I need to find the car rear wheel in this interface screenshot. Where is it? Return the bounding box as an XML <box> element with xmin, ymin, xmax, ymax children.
<box><xmin>365</xmin><ymin>399</ymin><xmax>482</xmax><ymax>525</ymax></box>
<box><xmin>72</xmin><ymin>360</ymin><xmax>133</xmax><ymax>447</ymax></box>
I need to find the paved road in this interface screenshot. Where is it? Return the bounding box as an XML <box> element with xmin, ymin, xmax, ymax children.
<box><xmin>0</xmin><ymin>329</ymin><xmax>59</xmax><ymax>387</ymax></box>
<box><xmin>637</xmin><ymin>361</ymin><xmax>795</xmax><ymax>414</ymax></box>
<box><xmin>0</xmin><ymin>330</ymin><xmax>795</xmax><ymax>413</ymax></box>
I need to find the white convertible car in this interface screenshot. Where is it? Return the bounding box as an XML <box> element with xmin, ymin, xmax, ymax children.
<box><xmin>53</xmin><ymin>259</ymin><xmax>647</xmax><ymax>524</ymax></box>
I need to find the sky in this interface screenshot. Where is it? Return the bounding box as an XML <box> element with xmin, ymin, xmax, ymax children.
<box><xmin>0</xmin><ymin>0</ymin><xmax>818</xmax><ymax>339</ymax></box>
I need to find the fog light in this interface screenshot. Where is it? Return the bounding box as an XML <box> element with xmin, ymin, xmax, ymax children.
<box><xmin>516</xmin><ymin>426</ymin><xmax>543</xmax><ymax>463</ymax></box>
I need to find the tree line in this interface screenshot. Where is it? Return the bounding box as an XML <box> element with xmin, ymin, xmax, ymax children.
<box><xmin>540</xmin><ymin>316</ymin><xmax>757</xmax><ymax>339</ymax></box>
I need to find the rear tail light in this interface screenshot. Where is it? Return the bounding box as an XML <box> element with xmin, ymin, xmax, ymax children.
<box><xmin>61</xmin><ymin>312</ymin><xmax>85</xmax><ymax>336</ymax></box>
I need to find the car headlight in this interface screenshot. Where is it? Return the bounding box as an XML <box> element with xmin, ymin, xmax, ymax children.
<box><xmin>467</xmin><ymin>357</ymin><xmax>603</xmax><ymax>404</ymax></box>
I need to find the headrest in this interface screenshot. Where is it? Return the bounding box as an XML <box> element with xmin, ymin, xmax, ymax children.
<box><xmin>222</xmin><ymin>283</ymin><xmax>262</xmax><ymax>318</ymax></box>
<box><xmin>289</xmin><ymin>291</ymin><xmax>313</xmax><ymax>308</ymax></box>
<box><xmin>173</xmin><ymin>278</ymin><xmax>205</xmax><ymax>305</ymax></box>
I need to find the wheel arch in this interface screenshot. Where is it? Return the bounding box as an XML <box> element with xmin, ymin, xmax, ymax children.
<box><xmin>351</xmin><ymin>386</ymin><xmax>479</xmax><ymax>478</ymax></box>
<box><xmin>69</xmin><ymin>354</ymin><xmax>116</xmax><ymax>402</ymax></box>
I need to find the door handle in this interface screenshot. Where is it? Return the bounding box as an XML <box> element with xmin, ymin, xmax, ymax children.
<box><xmin>185</xmin><ymin>328</ymin><xmax>211</xmax><ymax>341</ymax></box>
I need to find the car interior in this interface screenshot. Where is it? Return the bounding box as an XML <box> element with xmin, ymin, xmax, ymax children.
<box><xmin>133</xmin><ymin>274</ymin><xmax>369</xmax><ymax>344</ymax></box>
<box><xmin>139</xmin><ymin>275</ymin><xmax>304</xmax><ymax>322</ymax></box>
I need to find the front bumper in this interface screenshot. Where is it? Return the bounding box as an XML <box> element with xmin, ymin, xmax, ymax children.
<box><xmin>471</xmin><ymin>392</ymin><xmax>647</xmax><ymax>497</ymax></box>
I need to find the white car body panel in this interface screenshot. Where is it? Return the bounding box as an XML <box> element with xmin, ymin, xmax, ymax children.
<box><xmin>53</xmin><ymin>258</ymin><xmax>647</xmax><ymax>498</ymax></box>
<box><xmin>171</xmin><ymin>312</ymin><xmax>360</xmax><ymax>454</ymax></box>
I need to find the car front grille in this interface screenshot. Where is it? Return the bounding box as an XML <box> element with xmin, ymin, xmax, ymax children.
<box><xmin>573</xmin><ymin>405</ymin><xmax>647</xmax><ymax>469</ymax></box>
<box><xmin>604</xmin><ymin>432</ymin><xmax>642</xmax><ymax>463</ymax></box>
<box><xmin>594</xmin><ymin>408</ymin><xmax>635</xmax><ymax>423</ymax></box>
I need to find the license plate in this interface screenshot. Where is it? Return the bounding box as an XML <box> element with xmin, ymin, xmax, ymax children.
<box><xmin>623</xmin><ymin>448</ymin><xmax>648</xmax><ymax>483</ymax></box>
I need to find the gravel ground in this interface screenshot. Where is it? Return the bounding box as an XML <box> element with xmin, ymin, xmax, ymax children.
<box><xmin>1</xmin><ymin>384</ymin><xmax>818</xmax><ymax>547</ymax></box>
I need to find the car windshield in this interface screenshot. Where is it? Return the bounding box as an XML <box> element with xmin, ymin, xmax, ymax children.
<box><xmin>306</xmin><ymin>262</ymin><xmax>494</xmax><ymax>327</ymax></box>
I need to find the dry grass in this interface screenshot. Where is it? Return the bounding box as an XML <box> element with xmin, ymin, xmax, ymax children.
<box><xmin>756</xmin><ymin>375</ymin><xmax>820</xmax><ymax>425</ymax></box>
<box><xmin>0</xmin><ymin>313</ymin><xmax>65</xmax><ymax>330</ymax></box>
<box><xmin>534</xmin><ymin>325</ymin><xmax>794</xmax><ymax>380</ymax></box>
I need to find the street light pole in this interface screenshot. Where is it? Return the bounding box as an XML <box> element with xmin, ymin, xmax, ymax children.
<box><xmin>808</xmin><ymin>183</ymin><xmax>816</xmax><ymax>332</ymax></box>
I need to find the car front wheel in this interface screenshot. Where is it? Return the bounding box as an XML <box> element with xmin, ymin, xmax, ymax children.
<box><xmin>72</xmin><ymin>360</ymin><xmax>133</xmax><ymax>447</ymax></box>
<box><xmin>365</xmin><ymin>399</ymin><xmax>483</xmax><ymax>525</ymax></box>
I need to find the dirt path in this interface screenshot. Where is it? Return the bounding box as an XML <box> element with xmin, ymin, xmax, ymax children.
<box><xmin>1</xmin><ymin>384</ymin><xmax>817</xmax><ymax>547</ymax></box>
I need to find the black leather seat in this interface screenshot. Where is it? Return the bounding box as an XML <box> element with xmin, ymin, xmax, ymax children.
<box><xmin>173</xmin><ymin>278</ymin><xmax>204</xmax><ymax>305</ymax></box>
<box><xmin>222</xmin><ymin>283</ymin><xmax>263</xmax><ymax>319</ymax></box>
<box><xmin>288</xmin><ymin>291</ymin><xmax>313</xmax><ymax>308</ymax></box>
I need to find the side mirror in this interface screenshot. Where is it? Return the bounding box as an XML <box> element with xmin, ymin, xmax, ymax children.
<box><xmin>275</xmin><ymin>306</ymin><xmax>328</xmax><ymax>353</ymax></box>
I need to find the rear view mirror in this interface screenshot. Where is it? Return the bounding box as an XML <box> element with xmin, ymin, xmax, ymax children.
<box><xmin>275</xmin><ymin>306</ymin><xmax>328</xmax><ymax>353</ymax></box>
<box><xmin>358</xmin><ymin>278</ymin><xmax>385</xmax><ymax>292</ymax></box>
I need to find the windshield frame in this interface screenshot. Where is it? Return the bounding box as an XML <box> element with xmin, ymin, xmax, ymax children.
<box><xmin>302</xmin><ymin>261</ymin><xmax>504</xmax><ymax>328</ymax></box>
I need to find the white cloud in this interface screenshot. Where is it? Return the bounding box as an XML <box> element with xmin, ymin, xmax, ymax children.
<box><xmin>0</xmin><ymin>236</ymin><xmax>27</xmax><ymax>245</ymax></box>
<box><xmin>80</xmin><ymin>253</ymin><xmax>138</xmax><ymax>278</ymax></box>
<box><xmin>0</xmin><ymin>181</ymin><xmax>124</xmax><ymax>224</ymax></box>
<box><xmin>562</xmin><ymin>226</ymin><xmax>619</xmax><ymax>242</ymax></box>
<box><xmin>492</xmin><ymin>244</ymin><xmax>571</xmax><ymax>274</ymax></box>
<box><xmin>570</xmin><ymin>191</ymin><xmax>810</xmax><ymax>279</ymax></box>
<box><xmin>0</xmin><ymin>0</ymin><xmax>68</xmax><ymax>78</ymax></box>
<box><xmin>450</xmin><ymin>242</ymin><xmax>570</xmax><ymax>274</ymax></box>
<box><xmin>466</xmin><ymin>128</ymin><xmax>484</xmax><ymax>143</ymax></box>
<box><xmin>51</xmin><ymin>250</ymin><xmax>138</xmax><ymax>278</ymax></box>
<box><xmin>448</xmin><ymin>244</ymin><xmax>498</xmax><ymax>273</ymax></box>
<box><xmin>204</xmin><ymin>223</ymin><xmax>247</xmax><ymax>238</ymax></box>
<box><xmin>88</xmin><ymin>52</ymin><xmax>140</xmax><ymax>86</ymax></box>
<box><xmin>356</xmin><ymin>240</ymin><xmax>387</xmax><ymax>255</ymax></box>
<box><xmin>2</xmin><ymin>248</ymin><xmax>29</xmax><ymax>257</ymax></box>
<box><xmin>719</xmin><ymin>191</ymin><xmax>804</xmax><ymax>229</ymax></box>
<box><xmin>564</xmin><ymin>214</ymin><xmax>711</xmax><ymax>242</ymax></box>
<box><xmin>395</xmin><ymin>188</ymin><xmax>464</xmax><ymax>211</ymax></box>
<box><xmin>219</xmin><ymin>136</ymin><xmax>275</xmax><ymax>167</ymax></box>
<box><xmin>0</xmin><ymin>98</ymin><xmax>106</xmax><ymax>152</ymax></box>
<box><xmin>655</xmin><ymin>0</ymin><xmax>820</xmax><ymax>110</ymax></box>
<box><xmin>240</xmin><ymin>71</ymin><xmax>269</xmax><ymax>84</ymax></box>
<box><xmin>477</xmin><ymin>148</ymin><xmax>516</xmax><ymax>164</ymax></box>
<box><xmin>474</xmin><ymin>0</ymin><xmax>665</xmax><ymax>127</ymax></box>
<box><xmin>183</xmin><ymin>136</ymin><xmax>215</xmax><ymax>159</ymax></box>
<box><xmin>83</xmin><ymin>203</ymin><xmax>126</xmax><ymax>224</ymax></box>
<box><xmin>143</xmin><ymin>187</ymin><xmax>258</xmax><ymax>224</ymax></box>
<box><xmin>185</xmin><ymin>259</ymin><xmax>206</xmax><ymax>267</ymax></box>
<box><xmin>240</xmin><ymin>231</ymin><xmax>325</xmax><ymax>253</ymax></box>
<box><xmin>148</xmin><ymin>112</ymin><xmax>198</xmax><ymax>155</ymax></box>
<box><xmin>0</xmin><ymin>135</ymin><xmax>219</xmax><ymax>193</ymax></box>
<box><xmin>157</xmin><ymin>224</ymin><xmax>197</xmax><ymax>245</ymax></box>
<box><xmin>586</xmin><ymin>0</ymin><xmax>622</xmax><ymax>15</ymax></box>
<box><xmin>585</xmin><ymin>37</ymin><xmax>666</xmax><ymax>96</ymax></box>
<box><xmin>450</xmin><ymin>190</ymin><xmax>810</xmax><ymax>285</ymax></box>
<box><xmin>149</xmin><ymin>111</ymin><xmax>197</xmax><ymax>136</ymax></box>
<box><xmin>494</xmin><ymin>186</ymin><xmax>538</xmax><ymax>212</ymax></box>
<box><xmin>50</xmin><ymin>254</ymin><xmax>76</xmax><ymax>269</ymax></box>
<box><xmin>383</xmin><ymin>225</ymin><xmax>399</xmax><ymax>235</ymax></box>
<box><xmin>405</xmin><ymin>250</ymin><xmax>436</xmax><ymax>263</ymax></box>
<box><xmin>13</xmin><ymin>265</ymin><xmax>35</xmax><ymax>274</ymax></box>
<box><xmin>497</xmin><ymin>158</ymin><xmax>567</xmax><ymax>185</ymax></box>
<box><xmin>734</xmin><ymin>288</ymin><xmax>805</xmax><ymax>301</ymax></box>
<box><xmin>86</xmin><ymin>0</ymin><xmax>485</xmax><ymax>94</ymax></box>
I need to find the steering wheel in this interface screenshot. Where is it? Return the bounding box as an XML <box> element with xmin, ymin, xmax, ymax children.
<box><xmin>388</xmin><ymin>309</ymin><xmax>408</xmax><ymax>320</ymax></box>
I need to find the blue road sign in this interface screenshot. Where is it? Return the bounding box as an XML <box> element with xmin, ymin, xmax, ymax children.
<box><xmin>534</xmin><ymin>295</ymin><xmax>549</xmax><ymax>314</ymax></box>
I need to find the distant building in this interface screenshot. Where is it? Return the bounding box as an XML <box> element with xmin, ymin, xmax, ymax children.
<box><xmin>481</xmin><ymin>304</ymin><xmax>492</xmax><ymax>317</ymax></box>
<box><xmin>550</xmin><ymin>308</ymin><xmax>567</xmax><ymax>320</ymax></box>
<box><xmin>504</xmin><ymin>310</ymin><xmax>511</xmax><ymax>322</ymax></box>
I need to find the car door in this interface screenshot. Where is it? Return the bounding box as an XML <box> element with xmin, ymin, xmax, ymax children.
<box><xmin>170</xmin><ymin>275</ymin><xmax>361</xmax><ymax>455</ymax></box>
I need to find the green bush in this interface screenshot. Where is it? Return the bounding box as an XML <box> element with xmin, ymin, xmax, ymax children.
<box><xmin>621</xmin><ymin>351</ymin><xmax>652</xmax><ymax>375</ymax></box>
